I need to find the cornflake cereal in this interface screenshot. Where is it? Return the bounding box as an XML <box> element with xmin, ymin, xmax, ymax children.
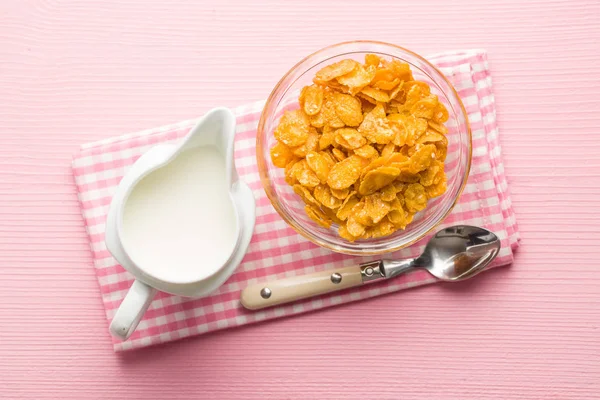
<box><xmin>271</xmin><ymin>55</ymin><xmax>449</xmax><ymax>241</ymax></box>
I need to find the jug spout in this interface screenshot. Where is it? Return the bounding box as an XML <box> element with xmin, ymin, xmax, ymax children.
<box><xmin>178</xmin><ymin>108</ymin><xmax>236</xmax><ymax>154</ymax></box>
<box><xmin>176</xmin><ymin>107</ymin><xmax>238</xmax><ymax>185</ymax></box>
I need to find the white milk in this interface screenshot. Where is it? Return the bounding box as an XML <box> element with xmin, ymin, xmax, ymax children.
<box><xmin>121</xmin><ymin>146</ymin><xmax>238</xmax><ymax>283</ymax></box>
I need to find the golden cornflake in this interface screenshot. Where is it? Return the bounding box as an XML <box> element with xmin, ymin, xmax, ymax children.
<box><xmin>365</xmin><ymin>219</ymin><xmax>396</xmax><ymax>239</ymax></box>
<box><xmin>305</xmin><ymin>204</ymin><xmax>332</xmax><ymax>228</ymax></box>
<box><xmin>434</xmin><ymin>135</ymin><xmax>449</xmax><ymax>161</ymax></box>
<box><xmin>433</xmin><ymin>102</ymin><xmax>449</xmax><ymax>123</ymax></box>
<box><xmin>327</xmin><ymin>155</ymin><xmax>364</xmax><ymax>190</ymax></box>
<box><xmin>380</xmin><ymin>184</ymin><xmax>398</xmax><ymax>202</ymax></box>
<box><xmin>320</xmin><ymin>94</ymin><xmax>345</xmax><ymax>128</ymax></box>
<box><xmin>285</xmin><ymin>159</ymin><xmax>304</xmax><ymax>185</ymax></box>
<box><xmin>300</xmin><ymin>85</ymin><xmax>324</xmax><ymax>116</ymax></box>
<box><xmin>333</xmin><ymin>93</ymin><xmax>364</xmax><ymax>126</ymax></box>
<box><xmin>337</xmin><ymin>64</ymin><xmax>377</xmax><ymax>95</ymax></box>
<box><xmin>381</xmin><ymin>142</ymin><xmax>396</xmax><ymax>158</ymax></box>
<box><xmin>354</xmin><ymin>144</ymin><xmax>379</xmax><ymax>159</ymax></box>
<box><xmin>293</xmin><ymin>184</ymin><xmax>320</xmax><ymax>208</ymax></box>
<box><xmin>358</xmin><ymin>104</ymin><xmax>395</xmax><ymax>144</ymax></box>
<box><xmin>359</xmin><ymin>166</ymin><xmax>400</xmax><ymax>196</ymax></box>
<box><xmin>270</xmin><ymin>142</ymin><xmax>294</xmax><ymax>168</ymax></box>
<box><xmin>313</xmin><ymin>184</ymin><xmax>343</xmax><ymax>210</ymax></box>
<box><xmin>384</xmin><ymin>59</ymin><xmax>413</xmax><ymax>81</ymax></box>
<box><xmin>322</xmin><ymin>207</ymin><xmax>343</xmax><ymax>225</ymax></box>
<box><xmin>291</xmin><ymin>128</ymin><xmax>319</xmax><ymax>157</ymax></box>
<box><xmin>411</xmin><ymin>97</ymin><xmax>438</xmax><ymax>119</ymax></box>
<box><xmin>427</xmin><ymin>120</ymin><xmax>448</xmax><ymax>135</ymax></box>
<box><xmin>364</xmin><ymin>192</ymin><xmax>391</xmax><ymax>224</ymax></box>
<box><xmin>417</xmin><ymin>129</ymin><xmax>445</xmax><ymax>145</ymax></box>
<box><xmin>274</xmin><ymin>110</ymin><xmax>310</xmax><ymax>147</ymax></box>
<box><xmin>419</xmin><ymin>160</ymin><xmax>444</xmax><ymax>187</ymax></box>
<box><xmin>305</xmin><ymin>151</ymin><xmax>331</xmax><ymax>183</ymax></box>
<box><xmin>319</xmin><ymin>127</ymin><xmax>336</xmax><ymax>149</ymax></box>
<box><xmin>407</xmin><ymin>144</ymin><xmax>437</xmax><ymax>173</ymax></box>
<box><xmin>360</xmin><ymin>86</ymin><xmax>390</xmax><ymax>103</ymax></box>
<box><xmin>335</xmin><ymin>128</ymin><xmax>366</xmax><ymax>149</ymax></box>
<box><xmin>373</xmin><ymin>77</ymin><xmax>401</xmax><ymax>91</ymax></box>
<box><xmin>338</xmin><ymin>224</ymin><xmax>358</xmax><ymax>242</ymax></box>
<box><xmin>351</xmin><ymin>200</ymin><xmax>373</xmax><ymax>226</ymax></box>
<box><xmin>425</xmin><ymin>173</ymin><xmax>447</xmax><ymax>199</ymax></box>
<box><xmin>332</xmin><ymin>147</ymin><xmax>347</xmax><ymax>162</ymax></box>
<box><xmin>336</xmin><ymin>191</ymin><xmax>359</xmax><ymax>221</ymax></box>
<box><xmin>387</xmin><ymin>207</ymin><xmax>407</xmax><ymax>228</ymax></box>
<box><xmin>404</xmin><ymin>183</ymin><xmax>428</xmax><ymax>213</ymax></box>
<box><xmin>346</xmin><ymin>213</ymin><xmax>366</xmax><ymax>237</ymax></box>
<box><xmin>294</xmin><ymin>160</ymin><xmax>320</xmax><ymax>188</ymax></box>
<box><xmin>314</xmin><ymin>59</ymin><xmax>359</xmax><ymax>84</ymax></box>
<box><xmin>320</xmin><ymin>150</ymin><xmax>337</xmax><ymax>167</ymax></box>
<box><xmin>365</xmin><ymin>54</ymin><xmax>381</xmax><ymax>66</ymax></box>
<box><xmin>330</xmin><ymin>187</ymin><xmax>350</xmax><ymax>200</ymax></box>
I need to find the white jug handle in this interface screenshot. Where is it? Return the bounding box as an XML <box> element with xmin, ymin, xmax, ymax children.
<box><xmin>109</xmin><ymin>280</ymin><xmax>157</xmax><ymax>340</ymax></box>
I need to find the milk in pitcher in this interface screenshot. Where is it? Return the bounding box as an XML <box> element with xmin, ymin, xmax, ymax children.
<box><xmin>121</xmin><ymin>146</ymin><xmax>238</xmax><ymax>283</ymax></box>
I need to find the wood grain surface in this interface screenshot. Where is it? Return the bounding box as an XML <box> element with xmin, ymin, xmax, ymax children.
<box><xmin>0</xmin><ymin>0</ymin><xmax>599</xmax><ymax>399</ymax></box>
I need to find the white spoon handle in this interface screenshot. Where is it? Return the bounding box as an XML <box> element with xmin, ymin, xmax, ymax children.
<box><xmin>240</xmin><ymin>266</ymin><xmax>364</xmax><ymax>310</ymax></box>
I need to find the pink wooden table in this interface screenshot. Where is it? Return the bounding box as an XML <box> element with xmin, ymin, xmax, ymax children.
<box><xmin>1</xmin><ymin>1</ymin><xmax>599</xmax><ymax>398</ymax></box>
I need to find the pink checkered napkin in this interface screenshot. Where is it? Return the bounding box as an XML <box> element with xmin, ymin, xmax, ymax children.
<box><xmin>72</xmin><ymin>50</ymin><xmax>520</xmax><ymax>352</ymax></box>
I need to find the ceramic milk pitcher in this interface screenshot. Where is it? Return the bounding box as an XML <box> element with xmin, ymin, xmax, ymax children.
<box><xmin>104</xmin><ymin>107</ymin><xmax>255</xmax><ymax>340</ymax></box>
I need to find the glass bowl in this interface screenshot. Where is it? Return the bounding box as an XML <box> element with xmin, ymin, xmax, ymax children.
<box><xmin>256</xmin><ymin>41</ymin><xmax>471</xmax><ymax>255</ymax></box>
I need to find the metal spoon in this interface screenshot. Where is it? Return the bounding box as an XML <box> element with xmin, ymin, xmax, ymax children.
<box><xmin>240</xmin><ymin>225</ymin><xmax>501</xmax><ymax>310</ymax></box>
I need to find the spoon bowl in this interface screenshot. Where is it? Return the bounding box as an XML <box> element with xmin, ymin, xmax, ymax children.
<box><xmin>420</xmin><ymin>226</ymin><xmax>501</xmax><ymax>281</ymax></box>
